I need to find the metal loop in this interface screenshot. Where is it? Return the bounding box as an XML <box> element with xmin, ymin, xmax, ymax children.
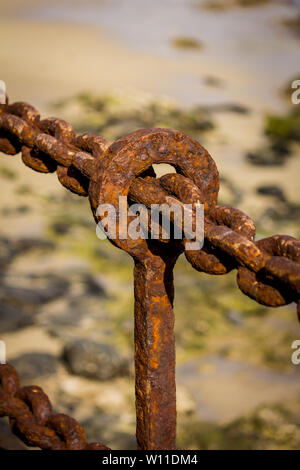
<box><xmin>185</xmin><ymin>205</ymin><xmax>257</xmax><ymax>275</ymax></box>
<box><xmin>236</xmin><ymin>235</ymin><xmax>300</xmax><ymax>307</ymax></box>
<box><xmin>57</xmin><ymin>165</ymin><xmax>89</xmax><ymax>196</ymax></box>
<box><xmin>89</xmin><ymin>128</ymin><xmax>219</xmax><ymax>260</ymax></box>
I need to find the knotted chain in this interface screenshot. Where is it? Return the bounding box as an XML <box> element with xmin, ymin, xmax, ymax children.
<box><xmin>0</xmin><ymin>364</ymin><xmax>109</xmax><ymax>450</ymax></box>
<box><xmin>0</xmin><ymin>94</ymin><xmax>299</xmax><ymax>450</ymax></box>
<box><xmin>0</xmin><ymin>100</ymin><xmax>298</xmax><ymax>313</ymax></box>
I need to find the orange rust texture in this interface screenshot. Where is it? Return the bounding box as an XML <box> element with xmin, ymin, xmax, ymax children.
<box><xmin>0</xmin><ymin>364</ymin><xmax>109</xmax><ymax>449</ymax></box>
<box><xmin>90</xmin><ymin>128</ymin><xmax>219</xmax><ymax>450</ymax></box>
<box><xmin>1</xmin><ymin>101</ymin><xmax>299</xmax><ymax>451</ymax></box>
<box><xmin>134</xmin><ymin>254</ymin><xmax>177</xmax><ymax>450</ymax></box>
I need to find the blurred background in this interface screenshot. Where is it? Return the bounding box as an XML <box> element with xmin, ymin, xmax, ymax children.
<box><xmin>0</xmin><ymin>0</ymin><xmax>300</xmax><ymax>449</ymax></box>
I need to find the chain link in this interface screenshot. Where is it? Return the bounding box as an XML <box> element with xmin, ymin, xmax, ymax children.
<box><xmin>0</xmin><ymin>364</ymin><xmax>109</xmax><ymax>450</ymax></box>
<box><xmin>0</xmin><ymin>100</ymin><xmax>299</xmax><ymax>311</ymax></box>
<box><xmin>0</xmin><ymin>96</ymin><xmax>299</xmax><ymax>450</ymax></box>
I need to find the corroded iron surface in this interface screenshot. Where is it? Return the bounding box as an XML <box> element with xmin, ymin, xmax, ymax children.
<box><xmin>0</xmin><ymin>364</ymin><xmax>109</xmax><ymax>450</ymax></box>
<box><xmin>0</xmin><ymin>97</ymin><xmax>299</xmax><ymax>451</ymax></box>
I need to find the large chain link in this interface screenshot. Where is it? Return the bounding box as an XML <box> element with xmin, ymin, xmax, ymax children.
<box><xmin>0</xmin><ymin>100</ymin><xmax>299</xmax><ymax>315</ymax></box>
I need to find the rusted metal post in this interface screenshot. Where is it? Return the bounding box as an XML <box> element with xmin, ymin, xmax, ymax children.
<box><xmin>134</xmin><ymin>251</ymin><xmax>179</xmax><ymax>450</ymax></box>
<box><xmin>89</xmin><ymin>128</ymin><xmax>220</xmax><ymax>450</ymax></box>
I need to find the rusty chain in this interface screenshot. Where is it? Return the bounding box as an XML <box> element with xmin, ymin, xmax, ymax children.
<box><xmin>0</xmin><ymin>96</ymin><xmax>299</xmax><ymax>450</ymax></box>
<box><xmin>0</xmin><ymin>364</ymin><xmax>109</xmax><ymax>450</ymax></box>
<box><xmin>0</xmin><ymin>101</ymin><xmax>299</xmax><ymax>312</ymax></box>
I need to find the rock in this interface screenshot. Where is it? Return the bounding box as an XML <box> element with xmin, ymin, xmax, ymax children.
<box><xmin>50</xmin><ymin>221</ymin><xmax>71</xmax><ymax>235</ymax></box>
<box><xmin>0</xmin><ymin>237</ymin><xmax>54</xmax><ymax>271</ymax></box>
<box><xmin>55</xmin><ymin>90</ymin><xmax>214</xmax><ymax>142</ymax></box>
<box><xmin>40</xmin><ymin>310</ymin><xmax>83</xmax><ymax>328</ymax></box>
<box><xmin>0</xmin><ymin>237</ymin><xmax>12</xmax><ymax>269</ymax></box>
<box><xmin>62</xmin><ymin>339</ymin><xmax>130</xmax><ymax>381</ymax></box>
<box><xmin>261</xmin><ymin>205</ymin><xmax>300</xmax><ymax>223</ymax></box>
<box><xmin>256</xmin><ymin>185</ymin><xmax>287</xmax><ymax>203</ymax></box>
<box><xmin>10</xmin><ymin>352</ymin><xmax>58</xmax><ymax>381</ymax></box>
<box><xmin>246</xmin><ymin>144</ymin><xmax>290</xmax><ymax>167</ymax></box>
<box><xmin>2</xmin><ymin>276</ymin><xmax>69</xmax><ymax>306</ymax></box>
<box><xmin>0</xmin><ymin>300</ymin><xmax>34</xmax><ymax>333</ymax></box>
<box><xmin>0</xmin><ymin>274</ymin><xmax>70</xmax><ymax>321</ymax></box>
<box><xmin>0</xmin><ymin>274</ymin><xmax>69</xmax><ymax>333</ymax></box>
<box><xmin>11</xmin><ymin>238</ymin><xmax>55</xmax><ymax>256</ymax></box>
<box><xmin>82</xmin><ymin>273</ymin><xmax>106</xmax><ymax>297</ymax></box>
<box><xmin>38</xmin><ymin>272</ymin><xmax>107</xmax><ymax>329</ymax></box>
<box><xmin>15</xmin><ymin>205</ymin><xmax>30</xmax><ymax>214</ymax></box>
<box><xmin>256</xmin><ymin>185</ymin><xmax>300</xmax><ymax>222</ymax></box>
<box><xmin>205</xmin><ymin>103</ymin><xmax>249</xmax><ymax>114</ymax></box>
